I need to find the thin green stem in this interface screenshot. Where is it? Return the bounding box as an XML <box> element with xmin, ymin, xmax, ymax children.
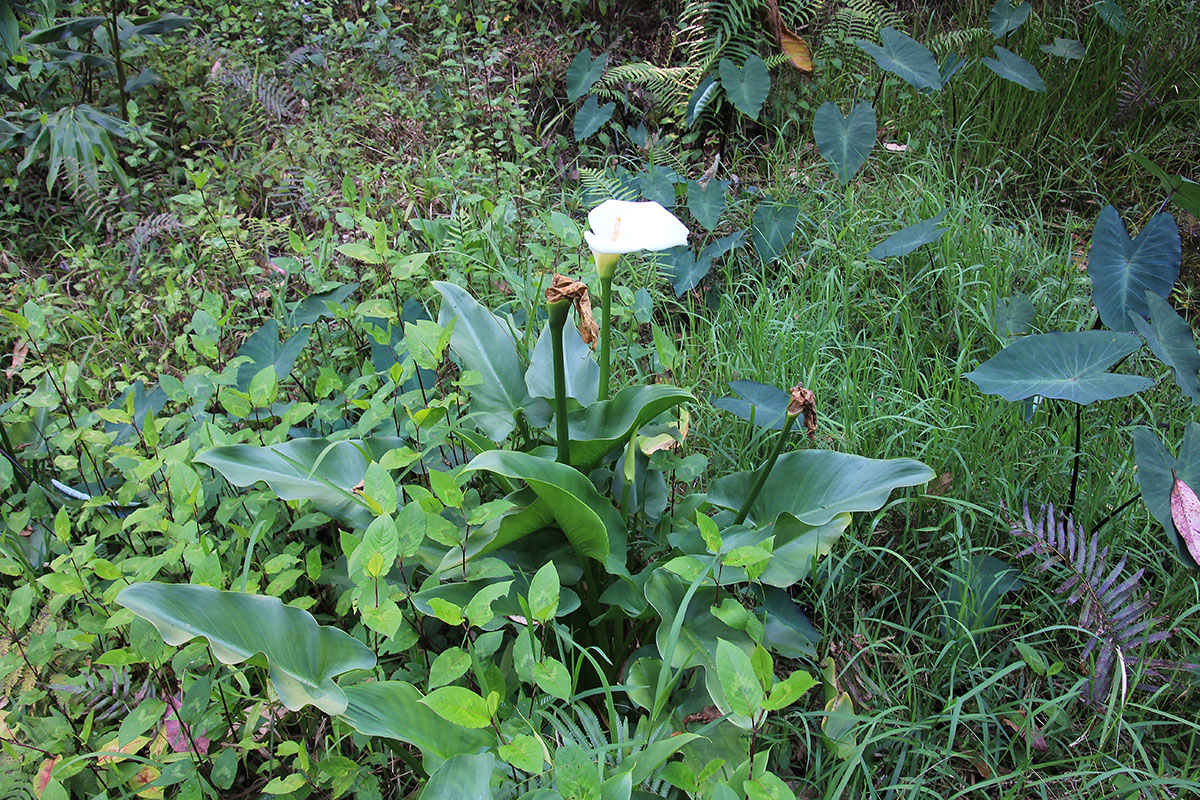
<box><xmin>598</xmin><ymin>274</ymin><xmax>614</xmax><ymax>399</ymax></box>
<box><xmin>733</xmin><ymin>413</ymin><xmax>797</xmax><ymax>526</ymax></box>
<box><xmin>548</xmin><ymin>299</ymin><xmax>571</xmax><ymax>465</ymax></box>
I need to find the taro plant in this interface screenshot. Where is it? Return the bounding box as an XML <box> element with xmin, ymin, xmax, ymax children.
<box><xmin>107</xmin><ymin>197</ymin><xmax>934</xmax><ymax>797</ymax></box>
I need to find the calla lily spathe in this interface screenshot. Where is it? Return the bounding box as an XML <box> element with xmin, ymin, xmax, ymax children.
<box><xmin>584</xmin><ymin>199</ymin><xmax>690</xmax><ymax>256</ymax></box>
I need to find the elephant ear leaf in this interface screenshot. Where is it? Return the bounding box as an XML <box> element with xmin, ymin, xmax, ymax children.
<box><xmin>813</xmin><ymin>101</ymin><xmax>875</xmax><ymax>183</ymax></box>
<box><xmin>1087</xmin><ymin>206</ymin><xmax>1181</xmax><ymax>331</ymax></box>
<box><xmin>117</xmin><ymin>583</ymin><xmax>376</xmax><ymax>715</ymax></box>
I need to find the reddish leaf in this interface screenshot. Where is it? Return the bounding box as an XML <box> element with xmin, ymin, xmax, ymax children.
<box><xmin>1170</xmin><ymin>470</ymin><xmax>1200</xmax><ymax>564</ymax></box>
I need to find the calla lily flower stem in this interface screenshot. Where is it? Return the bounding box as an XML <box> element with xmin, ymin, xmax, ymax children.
<box><xmin>548</xmin><ymin>299</ymin><xmax>571</xmax><ymax>465</ymax></box>
<box><xmin>733</xmin><ymin>412</ymin><xmax>797</xmax><ymax>526</ymax></box>
<box><xmin>598</xmin><ymin>274</ymin><xmax>614</xmax><ymax>399</ymax></box>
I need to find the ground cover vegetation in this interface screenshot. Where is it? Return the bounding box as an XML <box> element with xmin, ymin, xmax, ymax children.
<box><xmin>1</xmin><ymin>0</ymin><xmax>1199</xmax><ymax>797</ymax></box>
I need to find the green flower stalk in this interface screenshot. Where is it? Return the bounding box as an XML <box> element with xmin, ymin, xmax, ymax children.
<box><xmin>733</xmin><ymin>384</ymin><xmax>818</xmax><ymax>525</ymax></box>
<box><xmin>545</xmin><ymin>275</ymin><xmax>596</xmax><ymax>465</ymax></box>
<box><xmin>584</xmin><ymin>200</ymin><xmax>689</xmax><ymax>398</ymax></box>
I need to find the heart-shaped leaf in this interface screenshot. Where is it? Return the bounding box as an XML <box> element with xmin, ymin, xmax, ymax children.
<box><xmin>813</xmin><ymin>101</ymin><xmax>875</xmax><ymax>183</ymax></box>
<box><xmin>118</xmin><ymin>583</ymin><xmax>375</xmax><ymax>715</ymax></box>
<box><xmin>1087</xmin><ymin>206</ymin><xmax>1180</xmax><ymax>331</ymax></box>
<box><xmin>854</xmin><ymin>28</ymin><xmax>942</xmax><ymax>91</ymax></box>
<box><xmin>290</xmin><ymin>282</ymin><xmax>358</xmax><ymax>327</ymax></box>
<box><xmin>865</xmin><ymin>209</ymin><xmax>950</xmax><ymax>259</ymax></box>
<box><xmin>981</xmin><ymin>46</ymin><xmax>1045</xmax><ymax>91</ymax></box>
<box><xmin>712</xmin><ymin>380</ymin><xmax>789</xmax><ymax>430</ymax></box>
<box><xmin>574</xmin><ymin>95</ymin><xmax>615</xmax><ymax>141</ymax></box>
<box><xmin>688</xmin><ymin>178</ymin><xmax>728</xmax><ymax>231</ymax></box>
<box><xmin>659</xmin><ymin>230</ymin><xmax>745</xmax><ymax>296</ymax></box>
<box><xmin>1130</xmin><ymin>291</ymin><xmax>1200</xmax><ymax>404</ymax></box>
<box><xmin>195</xmin><ymin>437</ymin><xmax>403</xmax><ymax>530</ymax></box>
<box><xmin>990</xmin><ymin>294</ymin><xmax>1035</xmax><ymax>338</ymax></box>
<box><xmin>1041</xmin><ymin>37</ymin><xmax>1084</xmax><ymax>59</ymax></box>
<box><xmin>566</xmin><ymin>49</ymin><xmax>607</xmax><ymax>102</ymax></box>
<box><xmin>639</xmin><ymin>164</ymin><xmax>679</xmax><ymax>209</ymax></box>
<box><xmin>752</xmin><ymin>198</ymin><xmax>801</xmax><ymax>265</ymax></box>
<box><xmin>1094</xmin><ymin>0</ymin><xmax>1128</xmax><ymax>34</ymax></box>
<box><xmin>435</xmin><ymin>281</ymin><xmax>544</xmax><ymax>441</ymax></box>
<box><xmin>718</xmin><ymin>55</ymin><xmax>770</xmax><ymax>119</ymax></box>
<box><xmin>1134</xmin><ymin>424</ymin><xmax>1200</xmax><ymax>569</ymax></box>
<box><xmin>964</xmin><ymin>331</ymin><xmax>1152</xmax><ymax>404</ymax></box>
<box><xmin>707</xmin><ymin>450</ymin><xmax>934</xmax><ymax>527</ymax></box>
<box><xmin>988</xmin><ymin>0</ymin><xmax>1031</xmax><ymax>37</ymax></box>
<box><xmin>234</xmin><ymin>320</ymin><xmax>311</xmax><ymax>392</ymax></box>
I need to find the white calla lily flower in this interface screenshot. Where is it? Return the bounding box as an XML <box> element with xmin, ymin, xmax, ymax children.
<box><xmin>584</xmin><ymin>200</ymin><xmax>689</xmax><ymax>269</ymax></box>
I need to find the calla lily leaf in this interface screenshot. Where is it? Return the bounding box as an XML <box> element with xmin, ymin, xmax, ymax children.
<box><xmin>435</xmin><ymin>281</ymin><xmax>544</xmax><ymax>441</ymax></box>
<box><xmin>564</xmin><ymin>384</ymin><xmax>695</xmax><ymax>470</ymax></box>
<box><xmin>584</xmin><ymin>199</ymin><xmax>689</xmax><ymax>255</ymax></box>
<box><xmin>526</xmin><ymin>317</ymin><xmax>599</xmax><ymax>407</ymax></box>
<box><xmin>118</xmin><ymin>583</ymin><xmax>375</xmax><ymax>715</ymax></box>
<box><xmin>964</xmin><ymin>331</ymin><xmax>1152</xmax><ymax>404</ymax></box>
<box><xmin>1087</xmin><ymin>206</ymin><xmax>1180</xmax><ymax>331</ymax></box>
<box><xmin>708</xmin><ymin>450</ymin><xmax>934</xmax><ymax>527</ymax></box>
<box><xmin>340</xmin><ymin>681</ymin><xmax>493</xmax><ymax>768</ymax></box>
<box><xmin>688</xmin><ymin>178</ymin><xmax>728</xmax><ymax>231</ymax></box>
<box><xmin>194</xmin><ymin>437</ymin><xmax>403</xmax><ymax>530</ymax></box>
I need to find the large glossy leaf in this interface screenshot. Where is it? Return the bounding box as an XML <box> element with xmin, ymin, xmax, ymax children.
<box><xmin>658</xmin><ymin>230</ymin><xmax>745</xmax><ymax>296</ymax></box>
<box><xmin>1134</xmin><ymin>424</ymin><xmax>1200</xmax><ymax>569</ymax></box>
<box><xmin>988</xmin><ymin>0</ymin><xmax>1031</xmax><ymax>37</ymax></box>
<box><xmin>234</xmin><ymin>320</ymin><xmax>311</xmax><ymax>392</ymax></box>
<box><xmin>290</xmin><ymin>282</ymin><xmax>358</xmax><ymax>327</ymax></box>
<box><xmin>194</xmin><ymin>437</ymin><xmax>403</xmax><ymax>530</ymax></box>
<box><xmin>865</xmin><ymin>209</ymin><xmax>950</xmax><ymax>260</ymax></box>
<box><xmin>964</xmin><ymin>331</ymin><xmax>1153</xmax><ymax>404</ymax></box>
<box><xmin>560</xmin><ymin>384</ymin><xmax>694</xmax><ymax>470</ymax></box>
<box><xmin>117</xmin><ymin>583</ymin><xmax>375</xmax><ymax>715</ymax></box>
<box><xmin>526</xmin><ymin>318</ymin><xmax>599</xmax><ymax>407</ymax></box>
<box><xmin>762</xmin><ymin>587</ymin><xmax>819</xmax><ymax>658</ymax></box>
<box><xmin>708</xmin><ymin>450</ymin><xmax>933</xmax><ymax>527</ymax></box>
<box><xmin>688</xmin><ymin>179</ymin><xmax>728</xmax><ymax>231</ymax></box>
<box><xmin>340</xmin><ymin>681</ymin><xmax>493</xmax><ymax>767</ymax></box>
<box><xmin>565</xmin><ymin>50</ymin><xmax>607</xmax><ymax>103</ymax></box>
<box><xmin>1130</xmin><ymin>291</ymin><xmax>1200</xmax><ymax>404</ymax></box>
<box><xmin>106</xmin><ymin>380</ymin><xmax>166</xmax><ymax>446</ymax></box>
<box><xmin>463</xmin><ymin>450</ymin><xmax>621</xmax><ymax>568</ymax></box>
<box><xmin>122</xmin><ymin>13</ymin><xmax>193</xmax><ymax>40</ymax></box>
<box><xmin>24</xmin><ymin>16</ymin><xmax>107</xmax><ymax>44</ymax></box>
<box><xmin>645</xmin><ymin>571</ymin><xmax>754</xmax><ymax>726</ymax></box>
<box><xmin>574</xmin><ymin>95</ymin><xmax>615</xmax><ymax>141</ymax></box>
<box><xmin>1087</xmin><ymin>206</ymin><xmax>1181</xmax><ymax>331</ymax></box>
<box><xmin>423</xmin><ymin>753</ymin><xmax>496</xmax><ymax>799</ymax></box>
<box><xmin>711</xmin><ymin>380</ymin><xmax>789</xmax><ymax>430</ymax></box>
<box><xmin>718</xmin><ymin>55</ymin><xmax>770</xmax><ymax>119</ymax></box>
<box><xmin>813</xmin><ymin>101</ymin><xmax>875</xmax><ymax>183</ymax></box>
<box><xmin>686</xmin><ymin>75</ymin><xmax>720</xmax><ymax>126</ymax></box>
<box><xmin>981</xmin><ymin>46</ymin><xmax>1045</xmax><ymax>91</ymax></box>
<box><xmin>435</xmin><ymin>281</ymin><xmax>542</xmax><ymax>441</ymax></box>
<box><xmin>670</xmin><ymin>513</ymin><xmax>850</xmax><ymax>587</ymax></box>
<box><xmin>751</xmin><ymin>199</ymin><xmax>801</xmax><ymax>266</ymax></box>
<box><xmin>854</xmin><ymin>28</ymin><xmax>942</xmax><ymax>91</ymax></box>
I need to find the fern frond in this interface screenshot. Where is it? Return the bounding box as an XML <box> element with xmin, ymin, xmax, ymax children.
<box><xmin>1007</xmin><ymin>503</ymin><xmax>1189</xmax><ymax>705</ymax></box>
<box><xmin>927</xmin><ymin>26</ymin><xmax>990</xmax><ymax>56</ymax></box>
<box><xmin>211</xmin><ymin>63</ymin><xmax>302</xmax><ymax>122</ymax></box>
<box><xmin>127</xmin><ymin>213</ymin><xmax>186</xmax><ymax>280</ymax></box>
<box><xmin>49</xmin><ymin>665</ymin><xmax>157</xmax><ymax>721</ymax></box>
